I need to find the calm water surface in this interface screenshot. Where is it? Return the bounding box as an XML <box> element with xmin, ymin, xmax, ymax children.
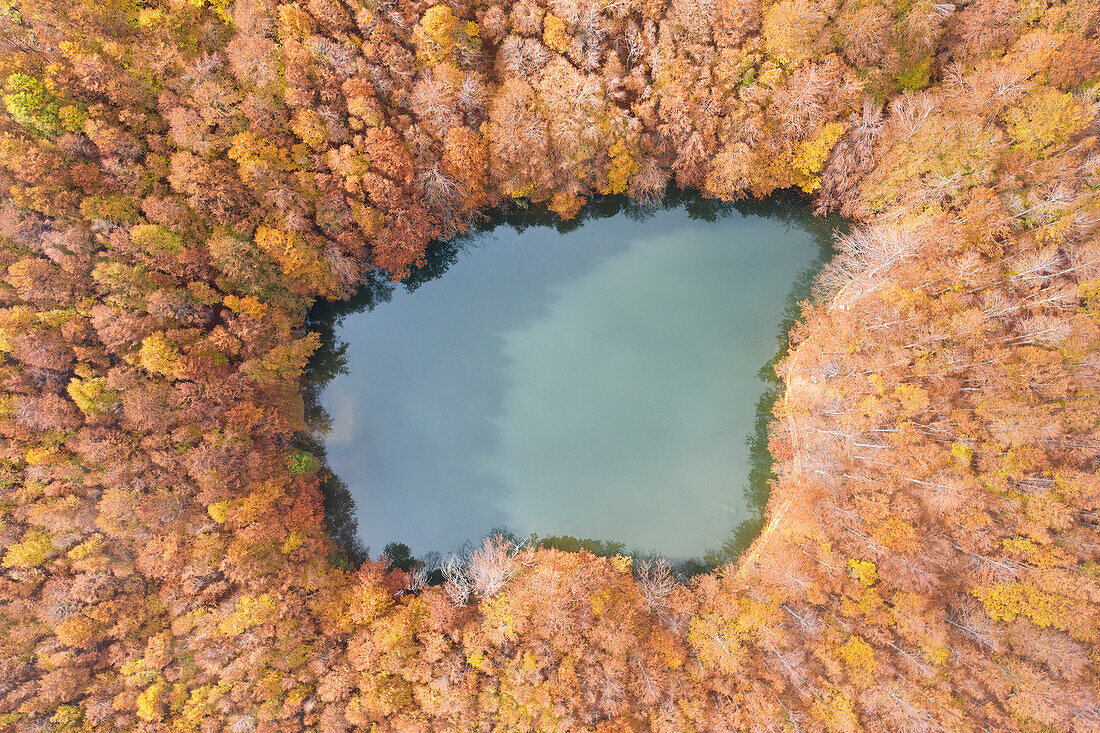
<box><xmin>311</xmin><ymin>195</ymin><xmax>834</xmax><ymax>559</ymax></box>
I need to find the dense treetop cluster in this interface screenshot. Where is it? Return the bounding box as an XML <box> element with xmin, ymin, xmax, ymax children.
<box><xmin>0</xmin><ymin>0</ymin><xmax>1098</xmax><ymax>729</ymax></box>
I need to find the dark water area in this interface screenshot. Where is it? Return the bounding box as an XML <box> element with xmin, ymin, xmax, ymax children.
<box><xmin>304</xmin><ymin>190</ymin><xmax>842</xmax><ymax>567</ymax></box>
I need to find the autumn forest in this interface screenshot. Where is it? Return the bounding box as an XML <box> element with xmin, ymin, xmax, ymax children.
<box><xmin>1</xmin><ymin>0</ymin><xmax>1099</xmax><ymax>729</ymax></box>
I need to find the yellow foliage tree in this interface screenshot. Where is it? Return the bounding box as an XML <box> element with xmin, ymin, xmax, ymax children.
<box><xmin>290</xmin><ymin>108</ymin><xmax>327</xmax><ymax>150</ymax></box>
<box><xmin>207</xmin><ymin>500</ymin><xmax>231</xmax><ymax>524</ymax></box>
<box><xmin>219</xmin><ymin>593</ymin><xmax>279</xmax><ymax>636</ymax></box>
<box><xmin>136</xmin><ymin>678</ymin><xmax>167</xmax><ymax>722</ymax></box>
<box><xmin>222</xmin><ymin>294</ymin><xmax>268</xmax><ymax>320</ymax></box>
<box><xmin>847</xmin><ymin>558</ymin><xmax>878</xmax><ymax>586</ymax></box>
<box><xmin>254</xmin><ymin>226</ymin><xmax>337</xmax><ymax>296</ymax></box>
<box><xmin>68</xmin><ymin>534</ymin><xmax>109</xmax><ymax>572</ymax></box>
<box><xmin>139</xmin><ymin>331</ymin><xmax>181</xmax><ymax>378</ymax></box>
<box><xmin>414</xmin><ymin>5</ymin><xmax>480</xmax><ymax>65</ymax></box>
<box><xmin>54</xmin><ymin>614</ymin><xmax>99</xmax><ymax>648</ymax></box>
<box><xmin>792</xmin><ymin>122</ymin><xmax>845</xmax><ymax>192</ymax></box>
<box><xmin>229</xmin><ymin>131</ymin><xmax>293</xmax><ymax>188</ymax></box>
<box><xmin>974</xmin><ymin>582</ymin><xmax>1072</xmax><ymax>631</ymax></box>
<box><xmin>244</xmin><ymin>331</ymin><xmax>321</xmax><ymax>383</ymax></box>
<box><xmin>3</xmin><ymin>529</ymin><xmax>55</xmax><ymax>568</ymax></box>
<box><xmin>67</xmin><ymin>376</ymin><xmax>118</xmax><ymax>415</ymax></box>
<box><xmin>894</xmin><ymin>383</ymin><xmax>930</xmax><ymax>413</ymax></box>
<box><xmin>838</xmin><ymin>635</ymin><xmax>876</xmax><ymax>685</ymax></box>
<box><xmin>277</xmin><ymin>3</ymin><xmax>316</xmax><ymax>39</ymax></box>
<box><xmin>1005</xmin><ymin>89</ymin><xmax>1092</xmax><ymax>158</ymax></box>
<box><xmin>543</xmin><ymin>13</ymin><xmax>571</xmax><ymax>53</ymax></box>
<box><xmin>763</xmin><ymin>0</ymin><xmax>830</xmax><ymax>67</ymax></box>
<box><xmin>600</xmin><ymin>138</ymin><xmax>640</xmax><ymax>196</ymax></box>
<box><xmin>872</xmin><ymin>517</ymin><xmax>919</xmax><ymax>553</ymax></box>
<box><xmin>416</xmin><ymin>4</ymin><xmax>457</xmax><ymax>64</ymax></box>
<box><xmin>811</xmin><ymin>693</ymin><xmax>861</xmax><ymax>733</ymax></box>
<box><xmin>130</xmin><ymin>224</ymin><xmax>183</xmax><ymax>256</ymax></box>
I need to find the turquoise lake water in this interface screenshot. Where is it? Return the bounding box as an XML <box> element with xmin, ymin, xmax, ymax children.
<box><xmin>310</xmin><ymin>194</ymin><xmax>835</xmax><ymax>559</ymax></box>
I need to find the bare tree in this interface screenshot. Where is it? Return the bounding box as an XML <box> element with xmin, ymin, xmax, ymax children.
<box><xmin>442</xmin><ymin>534</ymin><xmax>519</xmax><ymax>604</ymax></box>
<box><xmin>442</xmin><ymin>554</ymin><xmax>473</xmax><ymax>605</ymax></box>
<box><xmin>817</xmin><ymin>224</ymin><xmax>923</xmax><ymax>308</ymax></box>
<box><xmin>468</xmin><ymin>534</ymin><xmax>518</xmax><ymax>597</ymax></box>
<box><xmin>635</xmin><ymin>558</ymin><xmax>677</xmax><ymax>616</ymax></box>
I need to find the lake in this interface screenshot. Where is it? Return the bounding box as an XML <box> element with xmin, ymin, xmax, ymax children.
<box><xmin>307</xmin><ymin>192</ymin><xmax>837</xmax><ymax>561</ymax></box>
